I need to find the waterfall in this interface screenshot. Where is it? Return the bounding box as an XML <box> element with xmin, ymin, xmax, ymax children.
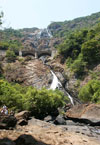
<box><xmin>50</xmin><ymin>70</ymin><xmax>74</xmax><ymax>105</ymax></box>
<box><xmin>50</xmin><ymin>70</ymin><xmax>62</xmax><ymax>90</ymax></box>
<box><xmin>46</xmin><ymin>29</ymin><xmax>52</xmax><ymax>38</ymax></box>
<box><xmin>37</xmin><ymin>28</ymin><xmax>52</xmax><ymax>39</ymax></box>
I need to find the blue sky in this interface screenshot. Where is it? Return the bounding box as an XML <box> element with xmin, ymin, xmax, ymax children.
<box><xmin>0</xmin><ymin>0</ymin><xmax>100</xmax><ymax>29</ymax></box>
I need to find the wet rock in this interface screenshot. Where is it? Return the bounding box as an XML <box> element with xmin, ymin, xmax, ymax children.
<box><xmin>55</xmin><ymin>72</ymin><xmax>66</xmax><ymax>86</ymax></box>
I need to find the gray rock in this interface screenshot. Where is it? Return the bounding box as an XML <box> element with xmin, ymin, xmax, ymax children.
<box><xmin>54</xmin><ymin>115</ymin><xmax>66</xmax><ymax>125</ymax></box>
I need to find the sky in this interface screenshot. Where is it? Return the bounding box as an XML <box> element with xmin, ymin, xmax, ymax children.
<box><xmin>0</xmin><ymin>0</ymin><xmax>100</xmax><ymax>29</ymax></box>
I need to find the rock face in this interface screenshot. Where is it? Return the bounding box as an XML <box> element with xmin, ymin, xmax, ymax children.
<box><xmin>4</xmin><ymin>59</ymin><xmax>52</xmax><ymax>89</ymax></box>
<box><xmin>66</xmin><ymin>104</ymin><xmax>100</xmax><ymax>124</ymax></box>
<box><xmin>19</xmin><ymin>28</ymin><xmax>61</xmax><ymax>58</ymax></box>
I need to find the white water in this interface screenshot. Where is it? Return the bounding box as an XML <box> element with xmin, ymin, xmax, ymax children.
<box><xmin>46</xmin><ymin>29</ymin><xmax>52</xmax><ymax>38</ymax></box>
<box><xmin>50</xmin><ymin>70</ymin><xmax>62</xmax><ymax>90</ymax></box>
<box><xmin>50</xmin><ymin>70</ymin><xmax>74</xmax><ymax>105</ymax></box>
<box><xmin>37</xmin><ymin>29</ymin><xmax>52</xmax><ymax>39</ymax></box>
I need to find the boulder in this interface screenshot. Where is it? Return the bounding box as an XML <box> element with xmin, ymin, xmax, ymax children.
<box><xmin>15</xmin><ymin>111</ymin><xmax>30</xmax><ymax>126</ymax></box>
<box><xmin>44</xmin><ymin>115</ymin><xmax>56</xmax><ymax>123</ymax></box>
<box><xmin>66</xmin><ymin>104</ymin><xmax>100</xmax><ymax>125</ymax></box>
<box><xmin>15</xmin><ymin>111</ymin><xmax>30</xmax><ymax>121</ymax></box>
<box><xmin>54</xmin><ymin>115</ymin><xmax>66</xmax><ymax>125</ymax></box>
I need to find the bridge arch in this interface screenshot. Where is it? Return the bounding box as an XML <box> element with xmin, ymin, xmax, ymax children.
<box><xmin>22</xmin><ymin>51</ymin><xmax>35</xmax><ymax>57</ymax></box>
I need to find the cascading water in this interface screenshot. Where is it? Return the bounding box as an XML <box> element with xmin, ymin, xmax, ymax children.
<box><xmin>50</xmin><ymin>70</ymin><xmax>74</xmax><ymax>105</ymax></box>
<box><xmin>37</xmin><ymin>28</ymin><xmax>52</xmax><ymax>39</ymax></box>
<box><xmin>46</xmin><ymin>29</ymin><xmax>52</xmax><ymax>38</ymax></box>
<box><xmin>50</xmin><ymin>70</ymin><xmax>62</xmax><ymax>90</ymax></box>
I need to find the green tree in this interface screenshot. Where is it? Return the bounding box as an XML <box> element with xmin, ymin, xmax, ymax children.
<box><xmin>78</xmin><ymin>80</ymin><xmax>100</xmax><ymax>103</ymax></box>
<box><xmin>71</xmin><ymin>54</ymin><xmax>87</xmax><ymax>76</ymax></box>
<box><xmin>81</xmin><ymin>39</ymin><xmax>100</xmax><ymax>64</ymax></box>
<box><xmin>6</xmin><ymin>49</ymin><xmax>16</xmax><ymax>62</ymax></box>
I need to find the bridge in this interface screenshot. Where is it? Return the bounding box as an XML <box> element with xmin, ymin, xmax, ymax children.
<box><xmin>0</xmin><ymin>48</ymin><xmax>57</xmax><ymax>58</ymax></box>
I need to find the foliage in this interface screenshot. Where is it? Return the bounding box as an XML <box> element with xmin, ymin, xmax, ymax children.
<box><xmin>0</xmin><ymin>40</ymin><xmax>23</xmax><ymax>52</ymax></box>
<box><xmin>57</xmin><ymin>22</ymin><xmax>100</xmax><ymax>78</ymax></box>
<box><xmin>0</xmin><ymin>80</ymin><xmax>68</xmax><ymax>118</ymax></box>
<box><xmin>0</xmin><ymin>63</ymin><xmax>3</xmax><ymax>77</ymax></box>
<box><xmin>0</xmin><ymin>41</ymin><xmax>9</xmax><ymax>50</ymax></box>
<box><xmin>70</xmin><ymin>54</ymin><xmax>87</xmax><ymax>76</ymax></box>
<box><xmin>1</xmin><ymin>28</ymin><xmax>22</xmax><ymax>39</ymax></box>
<box><xmin>6</xmin><ymin>49</ymin><xmax>16</xmax><ymax>62</ymax></box>
<box><xmin>24</xmin><ymin>88</ymin><xmax>67</xmax><ymax>118</ymax></box>
<box><xmin>81</xmin><ymin>39</ymin><xmax>100</xmax><ymax>64</ymax></box>
<box><xmin>78</xmin><ymin>80</ymin><xmax>100</xmax><ymax>104</ymax></box>
<box><xmin>57</xmin><ymin>29</ymin><xmax>88</xmax><ymax>58</ymax></box>
<box><xmin>0</xmin><ymin>80</ymin><xmax>24</xmax><ymax>111</ymax></box>
<box><xmin>48</xmin><ymin>12</ymin><xmax>100</xmax><ymax>38</ymax></box>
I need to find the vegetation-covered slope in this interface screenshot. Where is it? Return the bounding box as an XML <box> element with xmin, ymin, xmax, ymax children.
<box><xmin>48</xmin><ymin>12</ymin><xmax>100</xmax><ymax>38</ymax></box>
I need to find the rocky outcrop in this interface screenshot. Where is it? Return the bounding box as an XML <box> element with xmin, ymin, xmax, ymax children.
<box><xmin>66</xmin><ymin>104</ymin><xmax>100</xmax><ymax>125</ymax></box>
<box><xmin>15</xmin><ymin>111</ymin><xmax>30</xmax><ymax>126</ymax></box>
<box><xmin>4</xmin><ymin>59</ymin><xmax>52</xmax><ymax>89</ymax></box>
<box><xmin>0</xmin><ymin>117</ymin><xmax>100</xmax><ymax>145</ymax></box>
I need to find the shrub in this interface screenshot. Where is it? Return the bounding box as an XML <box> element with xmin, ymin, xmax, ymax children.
<box><xmin>70</xmin><ymin>54</ymin><xmax>87</xmax><ymax>76</ymax></box>
<box><xmin>6</xmin><ymin>49</ymin><xmax>16</xmax><ymax>62</ymax></box>
<box><xmin>81</xmin><ymin>39</ymin><xmax>100</xmax><ymax>64</ymax></box>
<box><xmin>0</xmin><ymin>80</ymin><xmax>24</xmax><ymax>111</ymax></box>
<box><xmin>23</xmin><ymin>88</ymin><xmax>67</xmax><ymax>118</ymax></box>
<box><xmin>78</xmin><ymin>79</ymin><xmax>100</xmax><ymax>104</ymax></box>
<box><xmin>0</xmin><ymin>80</ymin><xmax>68</xmax><ymax>117</ymax></box>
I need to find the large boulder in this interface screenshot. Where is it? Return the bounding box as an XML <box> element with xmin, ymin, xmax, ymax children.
<box><xmin>66</xmin><ymin>104</ymin><xmax>100</xmax><ymax>125</ymax></box>
<box><xmin>15</xmin><ymin>111</ymin><xmax>30</xmax><ymax>126</ymax></box>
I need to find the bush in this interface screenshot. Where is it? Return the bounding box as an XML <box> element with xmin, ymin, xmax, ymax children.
<box><xmin>78</xmin><ymin>79</ymin><xmax>100</xmax><ymax>104</ymax></box>
<box><xmin>0</xmin><ymin>80</ymin><xmax>24</xmax><ymax>111</ymax></box>
<box><xmin>0</xmin><ymin>80</ymin><xmax>68</xmax><ymax>117</ymax></box>
<box><xmin>6</xmin><ymin>49</ymin><xmax>16</xmax><ymax>62</ymax></box>
<box><xmin>81</xmin><ymin>39</ymin><xmax>100</xmax><ymax>64</ymax></box>
<box><xmin>23</xmin><ymin>88</ymin><xmax>67</xmax><ymax>118</ymax></box>
<box><xmin>70</xmin><ymin>54</ymin><xmax>87</xmax><ymax>76</ymax></box>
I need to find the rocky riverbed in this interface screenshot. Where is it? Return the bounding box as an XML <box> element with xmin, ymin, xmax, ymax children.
<box><xmin>0</xmin><ymin>104</ymin><xmax>100</xmax><ymax>145</ymax></box>
<box><xmin>0</xmin><ymin>117</ymin><xmax>100</xmax><ymax>145</ymax></box>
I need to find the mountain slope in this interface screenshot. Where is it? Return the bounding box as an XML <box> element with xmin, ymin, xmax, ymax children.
<box><xmin>48</xmin><ymin>12</ymin><xmax>100</xmax><ymax>37</ymax></box>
